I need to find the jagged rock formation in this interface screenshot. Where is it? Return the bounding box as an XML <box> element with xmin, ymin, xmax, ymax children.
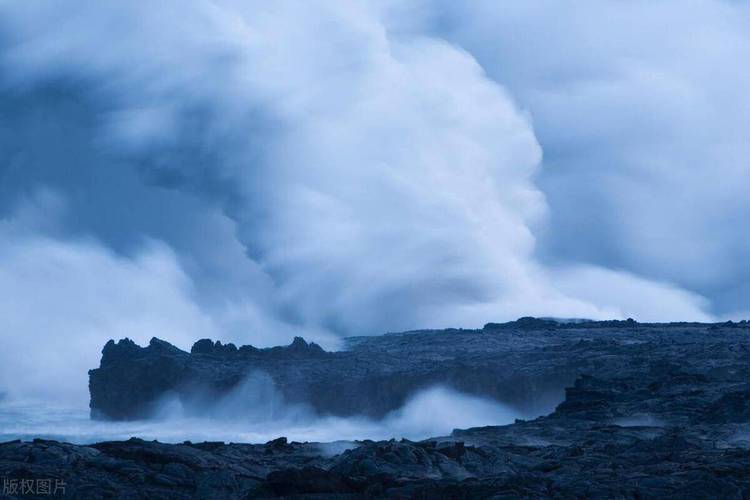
<box><xmin>90</xmin><ymin>318</ymin><xmax>750</xmax><ymax>422</ymax></box>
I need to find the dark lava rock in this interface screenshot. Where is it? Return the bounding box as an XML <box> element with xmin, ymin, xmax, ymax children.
<box><xmin>8</xmin><ymin>318</ymin><xmax>745</xmax><ymax>497</ymax></box>
<box><xmin>4</xmin><ymin>418</ymin><xmax>750</xmax><ymax>498</ymax></box>
<box><xmin>90</xmin><ymin>319</ymin><xmax>750</xmax><ymax>424</ymax></box>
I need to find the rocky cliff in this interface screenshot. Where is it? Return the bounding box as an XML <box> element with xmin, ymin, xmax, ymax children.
<box><xmin>89</xmin><ymin>318</ymin><xmax>750</xmax><ymax>422</ymax></box>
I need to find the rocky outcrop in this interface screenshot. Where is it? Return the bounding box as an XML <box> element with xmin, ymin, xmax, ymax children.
<box><xmin>89</xmin><ymin>318</ymin><xmax>750</xmax><ymax>422</ymax></box>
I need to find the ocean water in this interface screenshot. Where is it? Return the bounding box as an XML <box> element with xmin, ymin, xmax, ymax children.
<box><xmin>0</xmin><ymin>387</ymin><xmax>523</xmax><ymax>445</ymax></box>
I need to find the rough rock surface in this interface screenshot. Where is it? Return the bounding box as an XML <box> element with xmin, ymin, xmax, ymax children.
<box><xmin>5</xmin><ymin>370</ymin><xmax>750</xmax><ymax>497</ymax></box>
<box><xmin>4</xmin><ymin>319</ymin><xmax>750</xmax><ymax>497</ymax></box>
<box><xmin>90</xmin><ymin>318</ymin><xmax>750</xmax><ymax>422</ymax></box>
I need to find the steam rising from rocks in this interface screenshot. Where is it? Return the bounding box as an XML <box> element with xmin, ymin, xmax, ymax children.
<box><xmin>0</xmin><ymin>1</ymin><xmax>729</xmax><ymax>405</ymax></box>
<box><xmin>1</xmin><ymin>383</ymin><xmax>524</xmax><ymax>444</ymax></box>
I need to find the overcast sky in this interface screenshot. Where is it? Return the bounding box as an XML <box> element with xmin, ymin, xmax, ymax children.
<box><xmin>1</xmin><ymin>1</ymin><xmax>748</xmax><ymax>402</ymax></box>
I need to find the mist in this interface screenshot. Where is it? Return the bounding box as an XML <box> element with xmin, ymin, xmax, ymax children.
<box><xmin>153</xmin><ymin>373</ymin><xmax>535</xmax><ymax>443</ymax></box>
<box><xmin>0</xmin><ymin>380</ymin><xmax>527</xmax><ymax>445</ymax></box>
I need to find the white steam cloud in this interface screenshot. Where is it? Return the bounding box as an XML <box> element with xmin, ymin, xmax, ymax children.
<box><xmin>0</xmin><ymin>1</ymin><xmax>728</xmax><ymax>406</ymax></box>
<box><xmin>433</xmin><ymin>0</ymin><xmax>750</xmax><ymax>318</ymax></box>
<box><xmin>0</xmin><ymin>190</ymin><xmax>216</xmax><ymax>403</ymax></box>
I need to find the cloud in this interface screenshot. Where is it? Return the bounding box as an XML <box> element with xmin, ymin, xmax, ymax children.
<box><xmin>1</xmin><ymin>0</ymin><xmax>550</xmax><ymax>336</ymax></box>
<box><xmin>432</xmin><ymin>0</ymin><xmax>750</xmax><ymax>318</ymax></box>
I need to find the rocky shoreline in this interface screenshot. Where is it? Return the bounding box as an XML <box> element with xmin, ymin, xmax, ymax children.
<box><xmin>3</xmin><ymin>318</ymin><xmax>750</xmax><ymax>498</ymax></box>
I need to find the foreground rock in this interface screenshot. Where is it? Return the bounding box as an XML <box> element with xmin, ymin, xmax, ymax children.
<box><xmin>4</xmin><ymin>384</ymin><xmax>750</xmax><ymax>497</ymax></box>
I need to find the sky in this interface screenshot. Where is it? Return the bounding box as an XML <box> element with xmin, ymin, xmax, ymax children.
<box><xmin>0</xmin><ymin>0</ymin><xmax>748</xmax><ymax>403</ymax></box>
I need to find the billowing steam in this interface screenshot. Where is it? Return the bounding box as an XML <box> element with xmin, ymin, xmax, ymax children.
<box><xmin>0</xmin><ymin>1</ymin><xmax>729</xmax><ymax>408</ymax></box>
<box><xmin>0</xmin><ymin>378</ymin><xmax>526</xmax><ymax>444</ymax></box>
